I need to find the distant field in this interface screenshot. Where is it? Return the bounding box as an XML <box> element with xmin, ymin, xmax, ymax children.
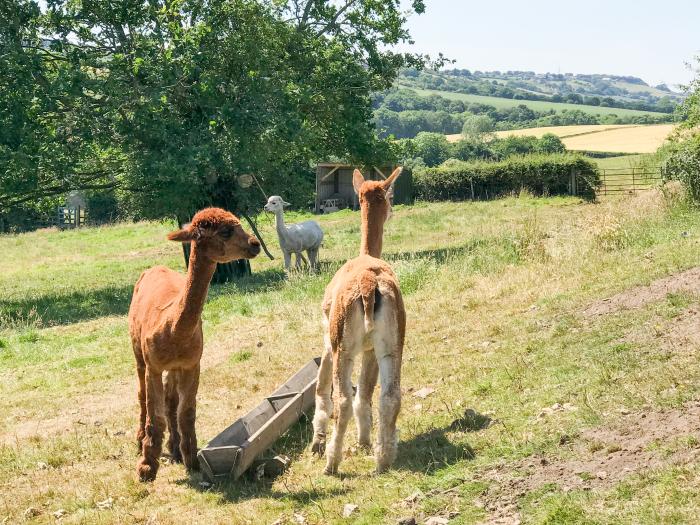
<box><xmin>446</xmin><ymin>124</ymin><xmax>638</xmax><ymax>142</ymax></box>
<box><xmin>405</xmin><ymin>86</ymin><xmax>668</xmax><ymax>117</ymax></box>
<box><xmin>562</xmin><ymin>124</ymin><xmax>675</xmax><ymax>153</ymax></box>
<box><xmin>593</xmin><ymin>154</ymin><xmax>647</xmax><ymax>170</ymax></box>
<box><xmin>447</xmin><ymin>124</ymin><xmax>675</xmax><ymax>154</ymax></box>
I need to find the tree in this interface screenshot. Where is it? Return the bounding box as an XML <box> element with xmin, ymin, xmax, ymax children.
<box><xmin>462</xmin><ymin>115</ymin><xmax>495</xmax><ymax>141</ymax></box>
<box><xmin>537</xmin><ymin>133</ymin><xmax>565</xmax><ymax>154</ymax></box>
<box><xmin>678</xmin><ymin>57</ymin><xmax>700</xmax><ymax>130</ymax></box>
<box><xmin>1</xmin><ymin>0</ymin><xmax>432</xmax><ymax>226</ymax></box>
<box><xmin>413</xmin><ymin>132</ymin><xmax>452</xmax><ymax>167</ymax></box>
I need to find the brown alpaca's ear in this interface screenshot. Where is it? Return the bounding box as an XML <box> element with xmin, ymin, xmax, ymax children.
<box><xmin>382</xmin><ymin>167</ymin><xmax>403</xmax><ymax>190</ymax></box>
<box><xmin>352</xmin><ymin>169</ymin><xmax>365</xmax><ymax>195</ymax></box>
<box><xmin>167</xmin><ymin>227</ymin><xmax>197</xmax><ymax>242</ymax></box>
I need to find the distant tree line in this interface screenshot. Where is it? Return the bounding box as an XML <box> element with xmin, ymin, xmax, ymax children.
<box><xmin>393</xmin><ymin>131</ymin><xmax>567</xmax><ymax>170</ymax></box>
<box><xmin>400</xmin><ymin>70</ymin><xmax>679</xmax><ymax>114</ymax></box>
<box><xmin>373</xmin><ymin>89</ymin><xmax>676</xmax><ymax>139</ymax></box>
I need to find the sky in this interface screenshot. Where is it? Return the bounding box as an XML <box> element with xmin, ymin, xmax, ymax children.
<box><xmin>399</xmin><ymin>0</ymin><xmax>699</xmax><ymax>89</ymax></box>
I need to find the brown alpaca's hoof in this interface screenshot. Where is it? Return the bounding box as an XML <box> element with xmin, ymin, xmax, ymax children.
<box><xmin>137</xmin><ymin>461</ymin><xmax>158</xmax><ymax>482</ymax></box>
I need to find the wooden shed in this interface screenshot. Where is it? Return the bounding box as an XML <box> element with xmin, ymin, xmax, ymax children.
<box><xmin>315</xmin><ymin>163</ymin><xmax>413</xmax><ymax>213</ymax></box>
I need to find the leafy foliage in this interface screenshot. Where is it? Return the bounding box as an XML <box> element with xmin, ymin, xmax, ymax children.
<box><xmin>414</xmin><ymin>154</ymin><xmax>600</xmax><ymax>201</ymax></box>
<box><xmin>0</xmin><ymin>0</ymin><xmax>429</xmax><ymax>228</ymax></box>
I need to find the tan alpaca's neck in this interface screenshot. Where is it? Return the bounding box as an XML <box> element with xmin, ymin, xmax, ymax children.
<box><xmin>172</xmin><ymin>243</ymin><xmax>217</xmax><ymax>336</ymax></box>
<box><xmin>359</xmin><ymin>205</ymin><xmax>384</xmax><ymax>258</ymax></box>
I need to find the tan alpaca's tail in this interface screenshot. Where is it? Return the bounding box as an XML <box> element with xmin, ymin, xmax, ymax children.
<box><xmin>359</xmin><ymin>270</ymin><xmax>379</xmax><ymax>333</ymax></box>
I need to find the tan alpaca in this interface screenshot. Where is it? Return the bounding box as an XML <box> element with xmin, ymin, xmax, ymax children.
<box><xmin>312</xmin><ymin>168</ymin><xmax>406</xmax><ymax>474</ymax></box>
<box><xmin>128</xmin><ymin>208</ymin><xmax>261</xmax><ymax>482</ymax></box>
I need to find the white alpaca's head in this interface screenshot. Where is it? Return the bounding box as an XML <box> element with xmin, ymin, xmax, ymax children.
<box><xmin>264</xmin><ymin>195</ymin><xmax>290</xmax><ymax>213</ymax></box>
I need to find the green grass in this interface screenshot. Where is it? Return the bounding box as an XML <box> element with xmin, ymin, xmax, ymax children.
<box><xmin>593</xmin><ymin>154</ymin><xmax>647</xmax><ymax>170</ymax></box>
<box><xmin>3</xmin><ymin>192</ymin><xmax>700</xmax><ymax>523</ymax></box>
<box><xmin>404</xmin><ymin>86</ymin><xmax>667</xmax><ymax>117</ymax></box>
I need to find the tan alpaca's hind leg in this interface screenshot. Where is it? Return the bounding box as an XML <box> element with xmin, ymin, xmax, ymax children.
<box><xmin>176</xmin><ymin>365</ymin><xmax>200</xmax><ymax>472</ymax></box>
<box><xmin>354</xmin><ymin>349</ymin><xmax>378</xmax><ymax>449</ymax></box>
<box><xmin>164</xmin><ymin>371</ymin><xmax>181</xmax><ymax>463</ymax></box>
<box><xmin>312</xmin><ymin>314</ymin><xmax>333</xmax><ymax>455</ymax></box>
<box><xmin>137</xmin><ymin>367</ymin><xmax>165</xmax><ymax>482</ymax></box>
<box><xmin>325</xmin><ymin>304</ymin><xmax>363</xmax><ymax>474</ymax></box>
<box><xmin>325</xmin><ymin>350</ymin><xmax>356</xmax><ymax>474</ymax></box>
<box><xmin>373</xmin><ymin>299</ymin><xmax>402</xmax><ymax>473</ymax></box>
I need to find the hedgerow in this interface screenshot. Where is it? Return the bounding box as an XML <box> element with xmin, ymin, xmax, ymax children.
<box><xmin>414</xmin><ymin>154</ymin><xmax>600</xmax><ymax>201</ymax></box>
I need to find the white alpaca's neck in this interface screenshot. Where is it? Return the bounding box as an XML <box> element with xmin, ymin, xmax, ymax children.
<box><xmin>273</xmin><ymin>209</ymin><xmax>291</xmax><ymax>243</ymax></box>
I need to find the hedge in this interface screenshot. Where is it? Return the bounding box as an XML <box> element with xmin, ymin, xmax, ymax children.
<box><xmin>414</xmin><ymin>154</ymin><xmax>600</xmax><ymax>201</ymax></box>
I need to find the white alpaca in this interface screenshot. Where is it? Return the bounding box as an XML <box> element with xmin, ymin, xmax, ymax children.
<box><xmin>264</xmin><ymin>196</ymin><xmax>324</xmax><ymax>271</ymax></box>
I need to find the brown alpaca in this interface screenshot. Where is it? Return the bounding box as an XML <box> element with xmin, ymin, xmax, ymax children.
<box><xmin>312</xmin><ymin>167</ymin><xmax>406</xmax><ymax>474</ymax></box>
<box><xmin>128</xmin><ymin>208</ymin><xmax>261</xmax><ymax>482</ymax></box>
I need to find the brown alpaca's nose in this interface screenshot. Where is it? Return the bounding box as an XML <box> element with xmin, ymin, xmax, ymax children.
<box><xmin>248</xmin><ymin>237</ymin><xmax>261</xmax><ymax>255</ymax></box>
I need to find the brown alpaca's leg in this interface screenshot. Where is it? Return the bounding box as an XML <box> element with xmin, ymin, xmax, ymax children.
<box><xmin>135</xmin><ymin>358</ymin><xmax>147</xmax><ymax>451</ymax></box>
<box><xmin>176</xmin><ymin>365</ymin><xmax>200</xmax><ymax>472</ymax></box>
<box><xmin>164</xmin><ymin>371</ymin><xmax>182</xmax><ymax>463</ymax></box>
<box><xmin>354</xmin><ymin>349</ymin><xmax>378</xmax><ymax>450</ymax></box>
<box><xmin>137</xmin><ymin>367</ymin><xmax>165</xmax><ymax>482</ymax></box>
<box><xmin>312</xmin><ymin>331</ymin><xmax>333</xmax><ymax>455</ymax></box>
<box><xmin>325</xmin><ymin>350</ymin><xmax>356</xmax><ymax>475</ymax></box>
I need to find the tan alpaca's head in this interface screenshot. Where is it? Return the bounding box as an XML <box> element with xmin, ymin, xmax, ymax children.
<box><xmin>353</xmin><ymin>167</ymin><xmax>402</xmax><ymax>222</ymax></box>
<box><xmin>167</xmin><ymin>207</ymin><xmax>261</xmax><ymax>263</ymax></box>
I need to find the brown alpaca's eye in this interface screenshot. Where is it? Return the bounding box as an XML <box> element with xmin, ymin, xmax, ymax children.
<box><xmin>220</xmin><ymin>229</ymin><xmax>233</xmax><ymax>240</ymax></box>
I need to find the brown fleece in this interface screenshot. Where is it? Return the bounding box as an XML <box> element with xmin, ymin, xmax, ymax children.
<box><xmin>128</xmin><ymin>207</ymin><xmax>260</xmax><ymax>482</ymax></box>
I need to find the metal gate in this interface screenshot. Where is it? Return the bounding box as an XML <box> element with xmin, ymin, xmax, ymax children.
<box><xmin>598</xmin><ymin>167</ymin><xmax>663</xmax><ymax>196</ymax></box>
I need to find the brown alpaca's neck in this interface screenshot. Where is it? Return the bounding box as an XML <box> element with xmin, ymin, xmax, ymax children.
<box><xmin>173</xmin><ymin>243</ymin><xmax>217</xmax><ymax>336</ymax></box>
<box><xmin>359</xmin><ymin>205</ymin><xmax>384</xmax><ymax>258</ymax></box>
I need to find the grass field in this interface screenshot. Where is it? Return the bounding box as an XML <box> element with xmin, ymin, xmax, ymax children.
<box><xmin>404</xmin><ymin>86</ymin><xmax>669</xmax><ymax>118</ymax></box>
<box><xmin>593</xmin><ymin>154</ymin><xmax>647</xmax><ymax>170</ymax></box>
<box><xmin>4</xmin><ymin>191</ymin><xmax>700</xmax><ymax>524</ymax></box>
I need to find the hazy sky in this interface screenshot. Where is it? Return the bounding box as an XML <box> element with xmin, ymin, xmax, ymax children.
<box><xmin>400</xmin><ymin>0</ymin><xmax>699</xmax><ymax>89</ymax></box>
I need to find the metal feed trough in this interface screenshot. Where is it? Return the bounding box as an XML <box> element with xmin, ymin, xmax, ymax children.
<box><xmin>197</xmin><ymin>357</ymin><xmax>320</xmax><ymax>482</ymax></box>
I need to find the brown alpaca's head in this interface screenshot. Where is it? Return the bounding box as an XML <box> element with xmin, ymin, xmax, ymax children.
<box><xmin>167</xmin><ymin>208</ymin><xmax>261</xmax><ymax>263</ymax></box>
<box><xmin>353</xmin><ymin>167</ymin><xmax>403</xmax><ymax>223</ymax></box>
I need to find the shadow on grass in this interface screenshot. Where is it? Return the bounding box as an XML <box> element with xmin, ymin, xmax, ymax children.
<box><xmin>396</xmin><ymin>424</ymin><xmax>477</xmax><ymax>474</ymax></box>
<box><xmin>0</xmin><ymin>284</ymin><xmax>134</xmax><ymax>328</ymax></box>
<box><xmin>384</xmin><ymin>236</ymin><xmax>517</xmax><ymax>267</ymax></box>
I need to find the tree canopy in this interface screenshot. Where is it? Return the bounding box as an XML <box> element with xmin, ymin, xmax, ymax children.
<box><xmin>1</xmin><ymin>0</ymin><xmax>431</xmax><ymax>226</ymax></box>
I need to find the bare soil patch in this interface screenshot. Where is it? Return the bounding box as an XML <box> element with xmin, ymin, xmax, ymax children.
<box><xmin>582</xmin><ymin>267</ymin><xmax>700</xmax><ymax>319</ymax></box>
<box><xmin>476</xmin><ymin>402</ymin><xmax>700</xmax><ymax>524</ymax></box>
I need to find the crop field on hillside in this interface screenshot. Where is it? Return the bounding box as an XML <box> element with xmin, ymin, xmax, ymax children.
<box><xmin>561</xmin><ymin>124</ymin><xmax>675</xmax><ymax>153</ymax></box>
<box><xmin>404</xmin><ymin>86</ymin><xmax>668</xmax><ymax>117</ymax></box>
<box><xmin>447</xmin><ymin>124</ymin><xmax>675</xmax><ymax>154</ymax></box>
<box><xmin>4</xmin><ymin>192</ymin><xmax>700</xmax><ymax>524</ymax></box>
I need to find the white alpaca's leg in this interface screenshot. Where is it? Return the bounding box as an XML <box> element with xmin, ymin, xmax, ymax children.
<box><xmin>372</xmin><ymin>303</ymin><xmax>402</xmax><ymax>473</ymax></box>
<box><xmin>294</xmin><ymin>252</ymin><xmax>303</xmax><ymax>270</ymax></box>
<box><xmin>308</xmin><ymin>247</ymin><xmax>319</xmax><ymax>271</ymax></box>
<box><xmin>282</xmin><ymin>250</ymin><xmax>291</xmax><ymax>271</ymax></box>
<box><xmin>354</xmin><ymin>349</ymin><xmax>378</xmax><ymax>449</ymax></box>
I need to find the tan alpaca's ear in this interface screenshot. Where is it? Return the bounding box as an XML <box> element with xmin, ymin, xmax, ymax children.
<box><xmin>167</xmin><ymin>227</ymin><xmax>197</xmax><ymax>242</ymax></box>
<box><xmin>352</xmin><ymin>169</ymin><xmax>365</xmax><ymax>195</ymax></box>
<box><xmin>382</xmin><ymin>167</ymin><xmax>403</xmax><ymax>190</ymax></box>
